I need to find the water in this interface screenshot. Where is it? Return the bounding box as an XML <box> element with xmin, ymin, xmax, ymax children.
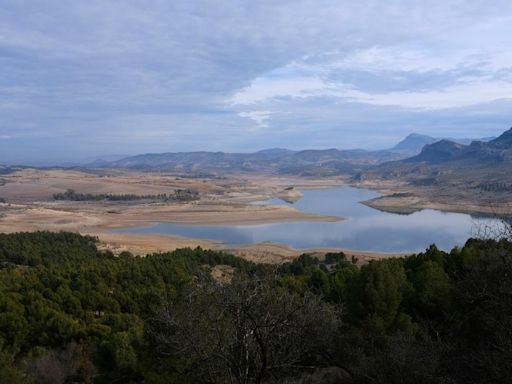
<box><xmin>113</xmin><ymin>187</ymin><xmax>500</xmax><ymax>253</ymax></box>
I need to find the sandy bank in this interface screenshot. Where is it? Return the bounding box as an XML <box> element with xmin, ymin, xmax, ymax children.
<box><xmin>363</xmin><ymin>194</ymin><xmax>512</xmax><ymax>216</ymax></box>
<box><xmin>0</xmin><ymin>202</ymin><xmax>342</xmax><ymax>235</ymax></box>
<box><xmin>94</xmin><ymin>232</ymin><xmax>221</xmax><ymax>255</ymax></box>
<box><xmin>90</xmin><ymin>232</ymin><xmax>405</xmax><ymax>265</ymax></box>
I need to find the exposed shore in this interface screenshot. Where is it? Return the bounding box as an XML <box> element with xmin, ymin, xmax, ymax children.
<box><xmin>0</xmin><ymin>169</ymin><xmax>356</xmax><ymax>262</ymax></box>
<box><xmin>92</xmin><ymin>232</ymin><xmax>406</xmax><ymax>265</ymax></box>
<box><xmin>356</xmin><ymin>179</ymin><xmax>512</xmax><ymax>217</ymax></box>
<box><xmin>363</xmin><ymin>194</ymin><xmax>512</xmax><ymax>216</ymax></box>
<box><xmin>1</xmin><ymin>168</ymin><xmax>509</xmax><ymax>263</ymax></box>
<box><xmin>0</xmin><ymin>169</ymin><xmax>343</xmax><ymax>234</ymax></box>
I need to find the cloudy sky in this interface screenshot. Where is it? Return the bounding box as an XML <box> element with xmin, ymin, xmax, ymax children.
<box><xmin>1</xmin><ymin>1</ymin><xmax>512</xmax><ymax>164</ymax></box>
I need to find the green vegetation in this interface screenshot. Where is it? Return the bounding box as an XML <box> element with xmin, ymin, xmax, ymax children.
<box><xmin>477</xmin><ymin>182</ymin><xmax>512</xmax><ymax>192</ymax></box>
<box><xmin>0</xmin><ymin>232</ymin><xmax>512</xmax><ymax>383</ymax></box>
<box><xmin>0</xmin><ymin>167</ymin><xmax>18</xmax><ymax>176</ymax></box>
<box><xmin>53</xmin><ymin>189</ymin><xmax>199</xmax><ymax>202</ymax></box>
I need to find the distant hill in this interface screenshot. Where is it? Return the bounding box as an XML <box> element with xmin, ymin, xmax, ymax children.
<box><xmin>389</xmin><ymin>133</ymin><xmax>495</xmax><ymax>155</ymax></box>
<box><xmin>359</xmin><ymin>127</ymin><xmax>512</xmax><ymax>195</ymax></box>
<box><xmin>405</xmin><ymin>140</ymin><xmax>467</xmax><ymax>164</ymax></box>
<box><xmin>103</xmin><ymin>147</ymin><xmax>407</xmax><ymax>176</ymax></box>
<box><xmin>80</xmin><ymin>131</ymin><xmax>502</xmax><ymax>177</ymax></box>
<box><xmin>405</xmin><ymin>128</ymin><xmax>512</xmax><ymax>165</ymax></box>
<box><xmin>254</xmin><ymin>148</ymin><xmax>296</xmax><ymax>157</ymax></box>
<box><xmin>0</xmin><ymin>164</ymin><xmax>25</xmax><ymax>175</ymax></box>
<box><xmin>488</xmin><ymin>128</ymin><xmax>512</xmax><ymax>147</ymax></box>
<box><xmin>391</xmin><ymin>133</ymin><xmax>438</xmax><ymax>154</ymax></box>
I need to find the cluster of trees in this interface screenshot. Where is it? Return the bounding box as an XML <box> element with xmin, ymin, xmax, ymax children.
<box><xmin>52</xmin><ymin>189</ymin><xmax>199</xmax><ymax>202</ymax></box>
<box><xmin>477</xmin><ymin>182</ymin><xmax>512</xmax><ymax>192</ymax></box>
<box><xmin>1</xmin><ymin>231</ymin><xmax>512</xmax><ymax>383</ymax></box>
<box><xmin>478</xmin><ymin>182</ymin><xmax>512</xmax><ymax>192</ymax></box>
<box><xmin>0</xmin><ymin>167</ymin><xmax>17</xmax><ymax>175</ymax></box>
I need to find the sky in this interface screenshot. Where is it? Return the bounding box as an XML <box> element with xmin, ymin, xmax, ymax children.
<box><xmin>1</xmin><ymin>1</ymin><xmax>512</xmax><ymax>164</ymax></box>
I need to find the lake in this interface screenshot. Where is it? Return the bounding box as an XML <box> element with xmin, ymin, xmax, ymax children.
<box><xmin>113</xmin><ymin>186</ymin><xmax>500</xmax><ymax>253</ymax></box>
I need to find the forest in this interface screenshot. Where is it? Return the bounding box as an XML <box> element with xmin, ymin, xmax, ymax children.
<box><xmin>0</xmin><ymin>231</ymin><xmax>511</xmax><ymax>383</ymax></box>
<box><xmin>52</xmin><ymin>189</ymin><xmax>199</xmax><ymax>202</ymax></box>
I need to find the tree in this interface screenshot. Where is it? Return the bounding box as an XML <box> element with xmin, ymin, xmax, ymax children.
<box><xmin>0</xmin><ymin>342</ymin><xmax>34</xmax><ymax>384</ymax></box>
<box><xmin>348</xmin><ymin>259</ymin><xmax>414</xmax><ymax>334</ymax></box>
<box><xmin>150</xmin><ymin>275</ymin><xmax>340</xmax><ymax>384</ymax></box>
<box><xmin>443</xmin><ymin>239</ymin><xmax>512</xmax><ymax>383</ymax></box>
<box><xmin>473</xmin><ymin>215</ymin><xmax>512</xmax><ymax>242</ymax></box>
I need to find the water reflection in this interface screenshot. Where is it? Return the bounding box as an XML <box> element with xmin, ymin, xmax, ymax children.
<box><xmin>114</xmin><ymin>187</ymin><xmax>501</xmax><ymax>252</ymax></box>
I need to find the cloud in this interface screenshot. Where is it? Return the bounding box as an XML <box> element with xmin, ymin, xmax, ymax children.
<box><xmin>232</xmin><ymin>44</ymin><xmax>512</xmax><ymax>110</ymax></box>
<box><xmin>238</xmin><ymin>111</ymin><xmax>274</xmax><ymax>130</ymax></box>
<box><xmin>1</xmin><ymin>1</ymin><xmax>512</xmax><ymax>162</ymax></box>
<box><xmin>232</xmin><ymin>75</ymin><xmax>328</xmax><ymax>105</ymax></box>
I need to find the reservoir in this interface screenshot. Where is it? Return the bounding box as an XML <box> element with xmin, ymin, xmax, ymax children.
<box><xmin>114</xmin><ymin>187</ymin><xmax>502</xmax><ymax>253</ymax></box>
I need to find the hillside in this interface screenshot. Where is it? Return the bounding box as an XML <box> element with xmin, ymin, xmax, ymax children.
<box><xmin>390</xmin><ymin>133</ymin><xmax>438</xmax><ymax>154</ymax></box>
<box><xmin>390</xmin><ymin>133</ymin><xmax>495</xmax><ymax>156</ymax></box>
<box><xmin>357</xmin><ymin>127</ymin><xmax>512</xmax><ymax>213</ymax></box>
<box><xmin>1</xmin><ymin>231</ymin><xmax>512</xmax><ymax>383</ymax></box>
<box><xmin>85</xmin><ymin>133</ymin><xmax>495</xmax><ymax>177</ymax></box>
<box><xmin>101</xmin><ymin>148</ymin><xmax>406</xmax><ymax>176</ymax></box>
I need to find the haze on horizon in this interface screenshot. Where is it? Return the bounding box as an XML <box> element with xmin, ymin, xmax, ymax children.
<box><xmin>1</xmin><ymin>1</ymin><xmax>512</xmax><ymax>165</ymax></box>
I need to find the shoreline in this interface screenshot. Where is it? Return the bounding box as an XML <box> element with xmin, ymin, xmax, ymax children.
<box><xmin>92</xmin><ymin>231</ymin><xmax>408</xmax><ymax>264</ymax></box>
<box><xmin>362</xmin><ymin>196</ymin><xmax>512</xmax><ymax>217</ymax></box>
<box><xmin>353</xmin><ymin>178</ymin><xmax>512</xmax><ymax>217</ymax></box>
<box><xmin>1</xmin><ymin>168</ymin><xmax>510</xmax><ymax>263</ymax></box>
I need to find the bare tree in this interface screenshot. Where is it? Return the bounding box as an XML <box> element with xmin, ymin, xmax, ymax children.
<box><xmin>150</xmin><ymin>275</ymin><xmax>340</xmax><ymax>384</ymax></box>
<box><xmin>472</xmin><ymin>209</ymin><xmax>512</xmax><ymax>242</ymax></box>
<box><xmin>29</xmin><ymin>343</ymin><xmax>96</xmax><ymax>384</ymax></box>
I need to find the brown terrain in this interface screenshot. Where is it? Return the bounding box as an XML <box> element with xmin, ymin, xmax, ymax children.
<box><xmin>1</xmin><ymin>168</ymin><xmax>389</xmax><ymax>262</ymax></box>
<box><xmin>356</xmin><ymin>129</ymin><xmax>512</xmax><ymax>216</ymax></box>
<box><xmin>356</xmin><ymin>179</ymin><xmax>512</xmax><ymax>216</ymax></box>
<box><xmin>2</xmin><ymin>165</ymin><xmax>507</xmax><ymax>263</ymax></box>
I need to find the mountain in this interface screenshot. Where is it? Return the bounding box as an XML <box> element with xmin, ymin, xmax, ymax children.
<box><xmin>406</xmin><ymin>128</ymin><xmax>512</xmax><ymax>165</ymax></box>
<box><xmin>450</xmin><ymin>136</ymin><xmax>496</xmax><ymax>145</ymax></box>
<box><xmin>391</xmin><ymin>133</ymin><xmax>438</xmax><ymax>154</ymax></box>
<box><xmin>84</xmin><ymin>131</ymin><xmax>505</xmax><ymax>177</ymax></box>
<box><xmin>101</xmin><ymin>147</ymin><xmax>407</xmax><ymax>176</ymax></box>
<box><xmin>389</xmin><ymin>133</ymin><xmax>496</xmax><ymax>155</ymax></box>
<box><xmin>255</xmin><ymin>148</ymin><xmax>296</xmax><ymax>157</ymax></box>
<box><xmin>101</xmin><ymin>134</ymin><xmax>439</xmax><ymax>175</ymax></box>
<box><xmin>360</xmin><ymin>127</ymin><xmax>512</xmax><ymax>190</ymax></box>
<box><xmin>354</xmin><ymin>127</ymin><xmax>512</xmax><ymax>213</ymax></box>
<box><xmin>405</xmin><ymin>140</ymin><xmax>467</xmax><ymax>164</ymax></box>
<box><xmin>84</xmin><ymin>154</ymin><xmax>131</xmax><ymax>165</ymax></box>
<box><xmin>488</xmin><ymin>128</ymin><xmax>512</xmax><ymax>147</ymax></box>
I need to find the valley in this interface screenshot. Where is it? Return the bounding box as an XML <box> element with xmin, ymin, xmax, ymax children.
<box><xmin>1</xmin><ymin>129</ymin><xmax>511</xmax><ymax>261</ymax></box>
<box><xmin>0</xmin><ymin>169</ymin><xmax>348</xmax><ymax>262</ymax></box>
<box><xmin>3</xmin><ymin>4</ymin><xmax>512</xmax><ymax>382</ymax></box>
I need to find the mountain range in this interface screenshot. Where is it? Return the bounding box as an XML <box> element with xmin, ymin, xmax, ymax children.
<box><xmin>0</xmin><ymin>131</ymin><xmax>502</xmax><ymax>178</ymax></box>
<box><xmin>394</xmin><ymin>128</ymin><xmax>510</xmax><ymax>168</ymax></box>
<box><xmin>359</xmin><ymin>127</ymin><xmax>512</xmax><ymax>192</ymax></box>
<box><xmin>88</xmin><ymin>133</ymin><xmax>494</xmax><ymax>176</ymax></box>
<box><xmin>390</xmin><ymin>133</ymin><xmax>495</xmax><ymax>154</ymax></box>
